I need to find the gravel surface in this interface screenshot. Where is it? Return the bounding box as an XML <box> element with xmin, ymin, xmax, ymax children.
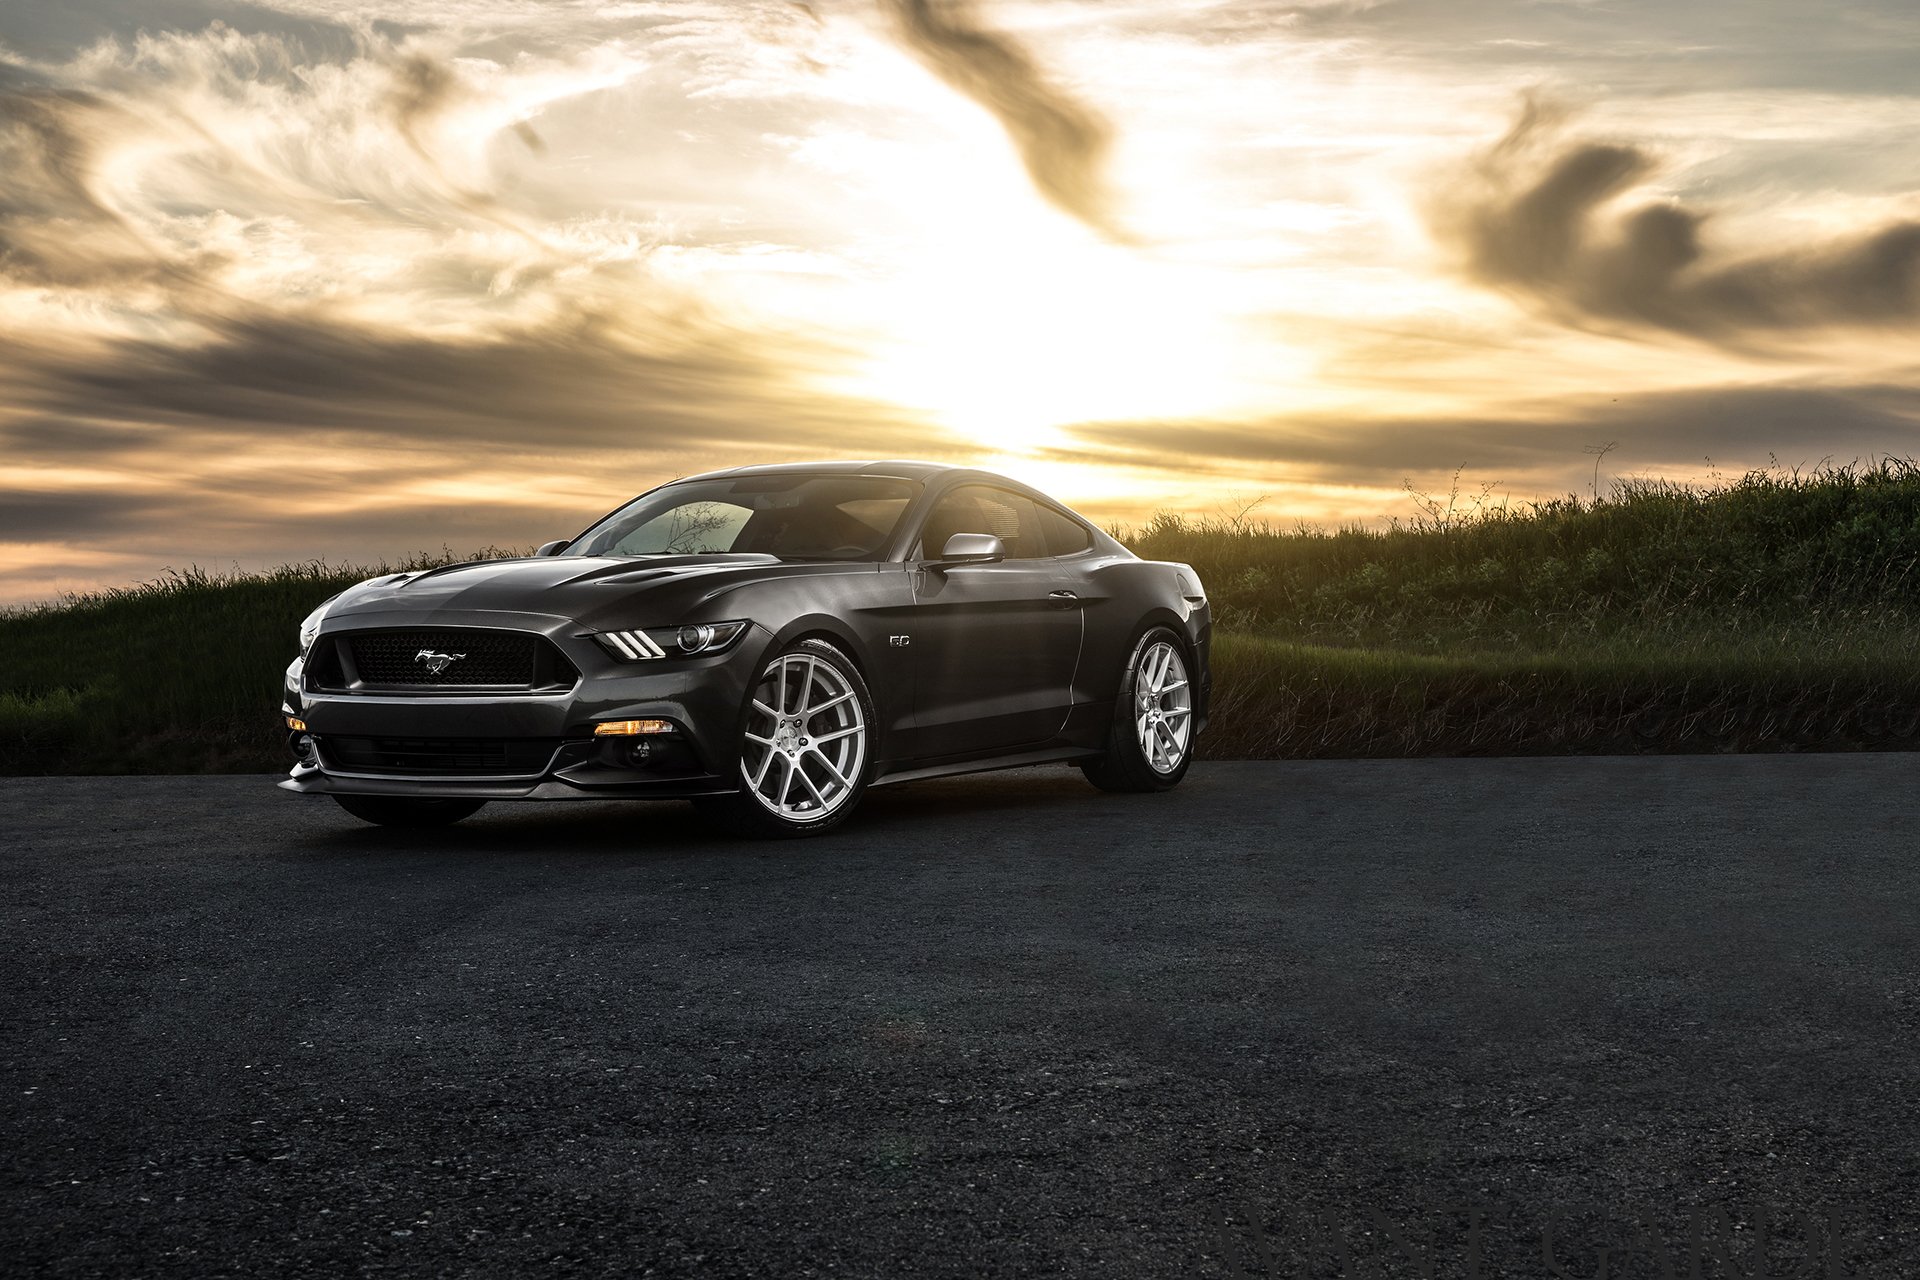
<box><xmin>4</xmin><ymin>758</ymin><xmax>1918</xmax><ymax>1278</ymax></box>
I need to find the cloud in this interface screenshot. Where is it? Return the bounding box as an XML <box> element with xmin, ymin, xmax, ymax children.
<box><xmin>0</xmin><ymin>293</ymin><xmax>948</xmax><ymax>595</ymax></box>
<box><xmin>0</xmin><ymin>478</ymin><xmax>563</xmax><ymax>553</ymax></box>
<box><xmin>0</xmin><ymin>85</ymin><xmax>190</xmax><ymax>293</ymax></box>
<box><xmin>0</xmin><ymin>305</ymin><xmax>938</xmax><ymax>455</ymax></box>
<box><xmin>0</xmin><ymin>488</ymin><xmax>183</xmax><ymax>541</ymax></box>
<box><xmin>1058</xmin><ymin>378</ymin><xmax>1920</xmax><ymax>488</ymax></box>
<box><xmin>0</xmin><ymin>22</ymin><xmax>663</xmax><ymax>300</ymax></box>
<box><xmin>1436</xmin><ymin>95</ymin><xmax>1920</xmax><ymax>343</ymax></box>
<box><xmin>381</xmin><ymin>49</ymin><xmax>550</xmax><ymax>231</ymax></box>
<box><xmin>0</xmin><ymin>21</ymin><xmax>956</xmax><ymax>594</ymax></box>
<box><xmin>1250</xmin><ymin>0</ymin><xmax>1920</xmax><ymax>96</ymax></box>
<box><xmin>0</xmin><ymin>23</ymin><xmax>948</xmax><ymax>444</ymax></box>
<box><xmin>881</xmin><ymin>0</ymin><xmax>1123</xmax><ymax>238</ymax></box>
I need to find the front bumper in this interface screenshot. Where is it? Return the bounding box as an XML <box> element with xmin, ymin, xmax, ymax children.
<box><xmin>277</xmin><ymin>763</ymin><xmax>737</xmax><ymax>801</ymax></box>
<box><xmin>279</xmin><ymin>608</ymin><xmax>764</xmax><ymax>800</ymax></box>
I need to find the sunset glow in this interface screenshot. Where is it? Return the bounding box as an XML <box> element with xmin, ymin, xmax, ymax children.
<box><xmin>2</xmin><ymin>0</ymin><xmax>1917</xmax><ymax>601</ymax></box>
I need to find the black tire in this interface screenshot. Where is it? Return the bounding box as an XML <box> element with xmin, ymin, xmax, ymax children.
<box><xmin>331</xmin><ymin>794</ymin><xmax>487</xmax><ymax>827</ymax></box>
<box><xmin>696</xmin><ymin>638</ymin><xmax>876</xmax><ymax>839</ymax></box>
<box><xmin>1079</xmin><ymin>626</ymin><xmax>1196</xmax><ymax>794</ymax></box>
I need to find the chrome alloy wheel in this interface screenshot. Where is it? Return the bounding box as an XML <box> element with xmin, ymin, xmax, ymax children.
<box><xmin>741</xmin><ymin>652</ymin><xmax>868</xmax><ymax>821</ymax></box>
<box><xmin>1134</xmin><ymin>640</ymin><xmax>1193</xmax><ymax>774</ymax></box>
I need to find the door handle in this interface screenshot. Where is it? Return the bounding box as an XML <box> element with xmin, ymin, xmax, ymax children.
<box><xmin>1048</xmin><ymin>589</ymin><xmax>1079</xmax><ymax>603</ymax></box>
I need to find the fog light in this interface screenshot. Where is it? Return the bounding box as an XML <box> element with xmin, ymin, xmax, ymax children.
<box><xmin>285</xmin><ymin>715</ymin><xmax>307</xmax><ymax>732</ymax></box>
<box><xmin>594</xmin><ymin>719</ymin><xmax>674</xmax><ymax>737</ymax></box>
<box><xmin>290</xmin><ymin>732</ymin><xmax>318</xmax><ymax>764</ymax></box>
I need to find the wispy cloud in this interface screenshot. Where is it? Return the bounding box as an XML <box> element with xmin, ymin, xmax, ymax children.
<box><xmin>0</xmin><ymin>18</ymin><xmax>955</xmax><ymax>598</ymax></box>
<box><xmin>881</xmin><ymin>0</ymin><xmax>1123</xmax><ymax>238</ymax></box>
<box><xmin>1068</xmin><ymin>375</ymin><xmax>1920</xmax><ymax>478</ymax></box>
<box><xmin>1435</xmin><ymin>94</ymin><xmax>1920</xmax><ymax>343</ymax></box>
<box><xmin>1</xmin><ymin>308</ymin><xmax>935</xmax><ymax>451</ymax></box>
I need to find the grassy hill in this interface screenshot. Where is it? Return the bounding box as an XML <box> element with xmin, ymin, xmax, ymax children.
<box><xmin>1131</xmin><ymin>461</ymin><xmax>1920</xmax><ymax>757</ymax></box>
<box><xmin>5</xmin><ymin>463</ymin><xmax>1919</xmax><ymax>774</ymax></box>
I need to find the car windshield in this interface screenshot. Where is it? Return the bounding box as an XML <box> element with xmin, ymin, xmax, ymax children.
<box><xmin>564</xmin><ymin>474</ymin><xmax>918</xmax><ymax>562</ymax></box>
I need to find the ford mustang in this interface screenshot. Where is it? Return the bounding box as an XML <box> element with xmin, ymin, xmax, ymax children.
<box><xmin>280</xmin><ymin>461</ymin><xmax>1210</xmax><ymax>837</ymax></box>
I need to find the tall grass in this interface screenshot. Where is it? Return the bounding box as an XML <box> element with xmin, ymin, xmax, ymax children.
<box><xmin>0</xmin><ymin>552</ymin><xmax>512</xmax><ymax>774</ymax></box>
<box><xmin>1124</xmin><ymin>460</ymin><xmax>1920</xmax><ymax>655</ymax></box>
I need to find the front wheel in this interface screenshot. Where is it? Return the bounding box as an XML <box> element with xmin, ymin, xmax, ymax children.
<box><xmin>696</xmin><ymin>638</ymin><xmax>875</xmax><ymax>838</ymax></box>
<box><xmin>1079</xmin><ymin>628</ymin><xmax>1196</xmax><ymax>793</ymax></box>
<box><xmin>331</xmin><ymin>794</ymin><xmax>487</xmax><ymax>827</ymax></box>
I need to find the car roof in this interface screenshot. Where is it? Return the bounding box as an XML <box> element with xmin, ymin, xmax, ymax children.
<box><xmin>641</xmin><ymin>459</ymin><xmax>1111</xmax><ymax>547</ymax></box>
<box><xmin>678</xmin><ymin>459</ymin><xmax>976</xmax><ymax>483</ymax></box>
<box><xmin>664</xmin><ymin>461</ymin><xmax>1100</xmax><ymax>527</ymax></box>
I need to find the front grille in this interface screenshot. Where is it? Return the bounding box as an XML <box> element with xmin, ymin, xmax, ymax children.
<box><xmin>348</xmin><ymin>629</ymin><xmax>535</xmax><ymax>686</ymax></box>
<box><xmin>309</xmin><ymin>628</ymin><xmax>577</xmax><ymax>692</ymax></box>
<box><xmin>323</xmin><ymin>736</ymin><xmax>559</xmax><ymax>776</ymax></box>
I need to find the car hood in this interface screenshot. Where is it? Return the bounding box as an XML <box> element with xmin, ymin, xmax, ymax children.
<box><xmin>322</xmin><ymin>553</ymin><xmax>850</xmax><ymax>630</ymax></box>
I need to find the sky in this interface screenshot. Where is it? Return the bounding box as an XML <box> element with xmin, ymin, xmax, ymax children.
<box><xmin>2</xmin><ymin>0</ymin><xmax>1917</xmax><ymax>602</ymax></box>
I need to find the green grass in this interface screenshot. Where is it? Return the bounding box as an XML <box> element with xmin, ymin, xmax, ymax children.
<box><xmin>1123</xmin><ymin>459</ymin><xmax>1920</xmax><ymax>655</ymax></box>
<box><xmin>1133</xmin><ymin>460</ymin><xmax>1920</xmax><ymax>757</ymax></box>
<box><xmin>3</xmin><ymin>463</ymin><xmax>1918</xmax><ymax>773</ymax></box>
<box><xmin>0</xmin><ymin>555</ymin><xmax>484</xmax><ymax>774</ymax></box>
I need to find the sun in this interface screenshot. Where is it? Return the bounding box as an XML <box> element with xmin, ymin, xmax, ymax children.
<box><xmin>768</xmin><ymin>78</ymin><xmax>1280</xmax><ymax>458</ymax></box>
<box><xmin>855</xmin><ymin>222</ymin><xmax>1267</xmax><ymax>454</ymax></box>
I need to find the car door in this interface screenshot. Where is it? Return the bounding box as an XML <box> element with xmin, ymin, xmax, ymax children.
<box><xmin>898</xmin><ymin>483</ymin><xmax>1083</xmax><ymax>759</ymax></box>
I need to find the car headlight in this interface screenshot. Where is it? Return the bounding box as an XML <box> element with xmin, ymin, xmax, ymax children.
<box><xmin>596</xmin><ymin>620</ymin><xmax>749</xmax><ymax>661</ymax></box>
<box><xmin>297</xmin><ymin>598</ymin><xmax>336</xmax><ymax>653</ymax></box>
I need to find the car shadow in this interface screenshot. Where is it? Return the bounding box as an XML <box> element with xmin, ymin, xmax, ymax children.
<box><xmin>288</xmin><ymin>766</ymin><xmax>1103</xmax><ymax>858</ymax></box>
<box><xmin>854</xmin><ymin>768</ymin><xmax>1106</xmax><ymax>829</ymax></box>
<box><xmin>292</xmin><ymin>799</ymin><xmax>724</xmax><ymax>859</ymax></box>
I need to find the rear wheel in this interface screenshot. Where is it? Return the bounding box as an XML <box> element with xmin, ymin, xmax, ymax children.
<box><xmin>696</xmin><ymin>639</ymin><xmax>874</xmax><ymax>838</ymax></box>
<box><xmin>1079</xmin><ymin>627</ymin><xmax>1195</xmax><ymax>793</ymax></box>
<box><xmin>331</xmin><ymin>794</ymin><xmax>487</xmax><ymax>827</ymax></box>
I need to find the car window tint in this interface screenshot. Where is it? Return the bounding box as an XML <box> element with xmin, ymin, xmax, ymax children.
<box><xmin>919</xmin><ymin>485</ymin><xmax>1044</xmax><ymax>560</ymax></box>
<box><xmin>839</xmin><ymin>496</ymin><xmax>913</xmax><ymax>539</ymax></box>
<box><xmin>608</xmin><ymin>501</ymin><xmax>753</xmax><ymax>555</ymax></box>
<box><xmin>1037</xmin><ymin>504</ymin><xmax>1093</xmax><ymax>556</ymax></box>
<box><xmin>573</xmin><ymin>476</ymin><xmax>917</xmax><ymax>561</ymax></box>
<box><xmin>742</xmin><ymin>500</ymin><xmax>895</xmax><ymax>559</ymax></box>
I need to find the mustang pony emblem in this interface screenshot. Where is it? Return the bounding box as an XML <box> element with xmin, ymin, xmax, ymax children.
<box><xmin>414</xmin><ymin>649</ymin><xmax>467</xmax><ymax>675</ymax></box>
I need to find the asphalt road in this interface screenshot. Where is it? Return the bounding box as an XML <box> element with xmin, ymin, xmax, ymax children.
<box><xmin>5</xmin><ymin>757</ymin><xmax>1918</xmax><ymax>1278</ymax></box>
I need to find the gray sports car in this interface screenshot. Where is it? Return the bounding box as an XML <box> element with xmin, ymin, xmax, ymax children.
<box><xmin>281</xmin><ymin>460</ymin><xmax>1210</xmax><ymax>837</ymax></box>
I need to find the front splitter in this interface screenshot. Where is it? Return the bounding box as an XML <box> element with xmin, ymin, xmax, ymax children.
<box><xmin>278</xmin><ymin>762</ymin><xmax>736</xmax><ymax>801</ymax></box>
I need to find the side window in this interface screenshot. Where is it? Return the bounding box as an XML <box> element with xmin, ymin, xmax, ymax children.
<box><xmin>1037</xmin><ymin>504</ymin><xmax>1093</xmax><ymax>557</ymax></box>
<box><xmin>918</xmin><ymin>485</ymin><xmax>1045</xmax><ymax>560</ymax></box>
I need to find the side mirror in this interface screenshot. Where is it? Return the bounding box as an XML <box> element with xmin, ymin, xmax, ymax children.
<box><xmin>937</xmin><ymin>532</ymin><xmax>1005</xmax><ymax>565</ymax></box>
<box><xmin>535</xmin><ymin>539</ymin><xmax>571</xmax><ymax>557</ymax></box>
